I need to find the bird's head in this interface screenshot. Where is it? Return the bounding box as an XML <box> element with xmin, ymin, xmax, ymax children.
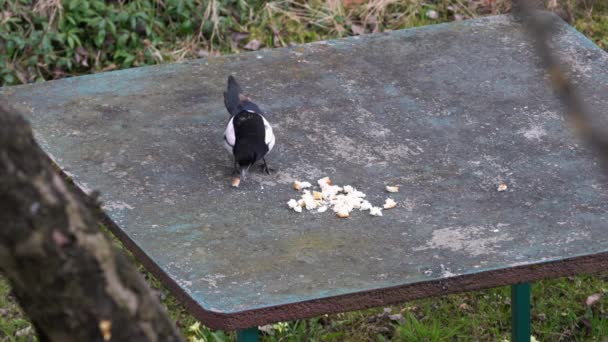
<box><xmin>237</xmin><ymin>161</ymin><xmax>253</xmax><ymax>180</ymax></box>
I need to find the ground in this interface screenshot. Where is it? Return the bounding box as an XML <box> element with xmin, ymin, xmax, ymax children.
<box><xmin>1</xmin><ymin>0</ymin><xmax>608</xmax><ymax>341</ymax></box>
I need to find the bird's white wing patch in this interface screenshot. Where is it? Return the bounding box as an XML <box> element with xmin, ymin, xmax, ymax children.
<box><xmin>224</xmin><ymin>117</ymin><xmax>235</xmax><ymax>153</ymax></box>
<box><xmin>262</xmin><ymin>115</ymin><xmax>275</xmax><ymax>152</ymax></box>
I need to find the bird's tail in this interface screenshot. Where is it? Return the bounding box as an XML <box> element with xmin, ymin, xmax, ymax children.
<box><xmin>224</xmin><ymin>75</ymin><xmax>243</xmax><ymax>116</ymax></box>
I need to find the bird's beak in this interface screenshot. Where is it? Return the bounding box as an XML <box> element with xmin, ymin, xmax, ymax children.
<box><xmin>240</xmin><ymin>167</ymin><xmax>248</xmax><ymax>180</ymax></box>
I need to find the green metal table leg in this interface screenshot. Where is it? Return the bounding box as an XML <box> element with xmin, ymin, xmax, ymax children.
<box><xmin>511</xmin><ymin>283</ymin><xmax>531</xmax><ymax>342</ymax></box>
<box><xmin>236</xmin><ymin>327</ymin><xmax>258</xmax><ymax>342</ymax></box>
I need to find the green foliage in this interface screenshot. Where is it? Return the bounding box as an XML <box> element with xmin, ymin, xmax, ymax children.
<box><xmin>1</xmin><ymin>0</ymin><xmax>608</xmax><ymax>87</ymax></box>
<box><xmin>1</xmin><ymin>231</ymin><xmax>607</xmax><ymax>340</ymax></box>
<box><xmin>0</xmin><ymin>0</ymin><xmax>247</xmax><ymax>86</ymax></box>
<box><xmin>0</xmin><ymin>278</ymin><xmax>32</xmax><ymax>342</ymax></box>
<box><xmin>1</xmin><ymin>0</ymin><xmax>608</xmax><ymax>340</ymax></box>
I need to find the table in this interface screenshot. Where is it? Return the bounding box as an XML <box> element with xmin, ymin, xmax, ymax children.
<box><xmin>3</xmin><ymin>13</ymin><xmax>608</xmax><ymax>342</ymax></box>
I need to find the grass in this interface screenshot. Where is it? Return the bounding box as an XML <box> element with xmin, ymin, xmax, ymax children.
<box><xmin>1</xmin><ymin>226</ymin><xmax>607</xmax><ymax>341</ymax></box>
<box><xmin>1</xmin><ymin>0</ymin><xmax>608</xmax><ymax>86</ymax></box>
<box><xmin>1</xmin><ymin>0</ymin><xmax>608</xmax><ymax>341</ymax></box>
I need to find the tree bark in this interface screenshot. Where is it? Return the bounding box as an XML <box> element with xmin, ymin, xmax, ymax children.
<box><xmin>0</xmin><ymin>100</ymin><xmax>185</xmax><ymax>342</ymax></box>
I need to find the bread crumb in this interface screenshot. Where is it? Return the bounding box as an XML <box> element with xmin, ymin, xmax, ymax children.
<box><xmin>317</xmin><ymin>177</ymin><xmax>332</xmax><ymax>187</ymax></box>
<box><xmin>231</xmin><ymin>177</ymin><xmax>241</xmax><ymax>187</ymax></box>
<box><xmin>386</xmin><ymin>185</ymin><xmax>399</xmax><ymax>193</ymax></box>
<box><xmin>286</xmin><ymin>176</ymin><xmax>395</xmax><ymax>218</ymax></box>
<box><xmin>293</xmin><ymin>180</ymin><xmax>312</xmax><ymax>191</ymax></box>
<box><xmin>359</xmin><ymin>200</ymin><xmax>372</xmax><ymax>211</ymax></box>
<box><xmin>336</xmin><ymin>209</ymin><xmax>349</xmax><ymax>218</ymax></box>
<box><xmin>498</xmin><ymin>183</ymin><xmax>508</xmax><ymax>192</ymax></box>
<box><xmin>301</xmin><ymin>192</ymin><xmax>317</xmax><ymax>210</ymax></box>
<box><xmin>383</xmin><ymin>198</ymin><xmax>397</xmax><ymax>209</ymax></box>
<box><xmin>287</xmin><ymin>199</ymin><xmax>298</xmax><ymax>209</ymax></box>
<box><xmin>370</xmin><ymin>207</ymin><xmax>383</xmax><ymax>216</ymax></box>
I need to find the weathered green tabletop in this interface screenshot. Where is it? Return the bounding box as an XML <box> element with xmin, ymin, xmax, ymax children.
<box><xmin>2</xmin><ymin>14</ymin><xmax>608</xmax><ymax>333</ymax></box>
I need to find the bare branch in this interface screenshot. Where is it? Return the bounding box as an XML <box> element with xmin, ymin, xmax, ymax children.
<box><xmin>515</xmin><ymin>1</ymin><xmax>608</xmax><ymax>164</ymax></box>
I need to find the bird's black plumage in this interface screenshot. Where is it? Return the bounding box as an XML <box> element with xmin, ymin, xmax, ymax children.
<box><xmin>223</xmin><ymin>76</ymin><xmax>275</xmax><ymax>181</ymax></box>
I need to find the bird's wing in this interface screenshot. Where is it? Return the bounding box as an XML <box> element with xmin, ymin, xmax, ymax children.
<box><xmin>262</xmin><ymin>115</ymin><xmax>275</xmax><ymax>152</ymax></box>
<box><xmin>224</xmin><ymin>117</ymin><xmax>236</xmax><ymax>152</ymax></box>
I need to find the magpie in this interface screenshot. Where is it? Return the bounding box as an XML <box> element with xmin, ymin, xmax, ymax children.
<box><xmin>223</xmin><ymin>76</ymin><xmax>275</xmax><ymax>186</ymax></box>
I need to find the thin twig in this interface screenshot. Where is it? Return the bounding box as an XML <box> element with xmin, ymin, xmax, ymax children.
<box><xmin>515</xmin><ymin>1</ymin><xmax>608</xmax><ymax>164</ymax></box>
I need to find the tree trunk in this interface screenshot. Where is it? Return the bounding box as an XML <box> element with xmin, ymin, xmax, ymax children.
<box><xmin>0</xmin><ymin>100</ymin><xmax>185</xmax><ymax>342</ymax></box>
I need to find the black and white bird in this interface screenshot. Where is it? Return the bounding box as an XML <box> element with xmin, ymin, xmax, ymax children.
<box><xmin>223</xmin><ymin>76</ymin><xmax>275</xmax><ymax>186</ymax></box>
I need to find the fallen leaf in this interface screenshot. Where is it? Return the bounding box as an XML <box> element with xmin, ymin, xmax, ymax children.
<box><xmin>351</xmin><ymin>24</ymin><xmax>365</xmax><ymax>35</ymax></box>
<box><xmin>497</xmin><ymin>183</ymin><xmax>508</xmax><ymax>192</ymax></box>
<box><xmin>585</xmin><ymin>293</ymin><xmax>602</xmax><ymax>307</ymax></box>
<box><xmin>458</xmin><ymin>303</ymin><xmax>470</xmax><ymax>311</ymax></box>
<box><xmin>102</xmin><ymin>64</ymin><xmax>117</xmax><ymax>72</ymax></box>
<box><xmin>243</xmin><ymin>39</ymin><xmax>261</xmax><ymax>51</ymax></box>
<box><xmin>426</xmin><ymin>10</ymin><xmax>439</xmax><ymax>19</ymax></box>
<box><xmin>343</xmin><ymin>0</ymin><xmax>366</xmax><ymax>8</ymax></box>
<box><xmin>389</xmin><ymin>314</ymin><xmax>405</xmax><ymax>324</ymax></box>
<box><xmin>578</xmin><ymin>317</ymin><xmax>592</xmax><ymax>335</ymax></box>
<box><xmin>15</xmin><ymin>326</ymin><xmax>32</xmax><ymax>337</ymax></box>
<box><xmin>52</xmin><ymin>229</ymin><xmax>70</xmax><ymax>247</ymax></box>
<box><xmin>231</xmin><ymin>31</ymin><xmax>250</xmax><ymax>43</ymax></box>
<box><xmin>75</xmin><ymin>46</ymin><xmax>90</xmax><ymax>57</ymax></box>
<box><xmin>258</xmin><ymin>324</ymin><xmax>275</xmax><ymax>336</ymax></box>
<box><xmin>99</xmin><ymin>320</ymin><xmax>112</xmax><ymax>341</ymax></box>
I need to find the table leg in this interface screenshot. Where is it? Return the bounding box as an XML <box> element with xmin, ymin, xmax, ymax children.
<box><xmin>236</xmin><ymin>327</ymin><xmax>259</xmax><ymax>342</ymax></box>
<box><xmin>511</xmin><ymin>282</ymin><xmax>531</xmax><ymax>342</ymax></box>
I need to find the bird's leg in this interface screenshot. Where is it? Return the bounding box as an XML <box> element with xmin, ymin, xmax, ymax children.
<box><xmin>261</xmin><ymin>158</ymin><xmax>273</xmax><ymax>174</ymax></box>
<box><xmin>232</xmin><ymin>159</ymin><xmax>240</xmax><ymax>176</ymax></box>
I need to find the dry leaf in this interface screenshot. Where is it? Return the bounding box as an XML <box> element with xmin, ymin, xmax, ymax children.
<box><xmin>243</xmin><ymin>39</ymin><xmax>261</xmax><ymax>51</ymax></box>
<box><xmin>75</xmin><ymin>46</ymin><xmax>89</xmax><ymax>57</ymax></box>
<box><xmin>259</xmin><ymin>324</ymin><xmax>275</xmax><ymax>336</ymax></box>
<box><xmin>99</xmin><ymin>320</ymin><xmax>112</xmax><ymax>341</ymax></box>
<box><xmin>389</xmin><ymin>314</ymin><xmax>405</xmax><ymax>324</ymax></box>
<box><xmin>351</xmin><ymin>24</ymin><xmax>365</xmax><ymax>35</ymax></box>
<box><xmin>231</xmin><ymin>31</ymin><xmax>250</xmax><ymax>43</ymax></box>
<box><xmin>585</xmin><ymin>293</ymin><xmax>602</xmax><ymax>307</ymax></box>
<box><xmin>15</xmin><ymin>326</ymin><xmax>32</xmax><ymax>337</ymax></box>
<box><xmin>102</xmin><ymin>63</ymin><xmax>117</xmax><ymax>72</ymax></box>
<box><xmin>497</xmin><ymin>183</ymin><xmax>508</xmax><ymax>192</ymax></box>
<box><xmin>426</xmin><ymin>10</ymin><xmax>439</xmax><ymax>19</ymax></box>
<box><xmin>343</xmin><ymin>0</ymin><xmax>366</xmax><ymax>8</ymax></box>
